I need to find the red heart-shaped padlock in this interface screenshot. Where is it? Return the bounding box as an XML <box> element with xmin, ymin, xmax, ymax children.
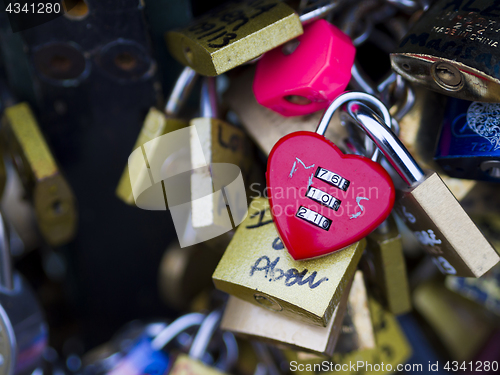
<box><xmin>266</xmin><ymin>131</ymin><xmax>395</xmax><ymax>260</ymax></box>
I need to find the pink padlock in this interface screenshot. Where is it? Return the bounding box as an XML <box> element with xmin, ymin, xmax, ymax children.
<box><xmin>253</xmin><ymin>19</ymin><xmax>355</xmax><ymax>117</ymax></box>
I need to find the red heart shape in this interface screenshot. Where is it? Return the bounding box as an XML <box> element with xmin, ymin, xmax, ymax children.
<box><xmin>266</xmin><ymin>131</ymin><xmax>395</xmax><ymax>260</ymax></box>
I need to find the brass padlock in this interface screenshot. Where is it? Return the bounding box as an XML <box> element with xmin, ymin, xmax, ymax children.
<box><xmin>166</xmin><ymin>0</ymin><xmax>303</xmax><ymax>76</ymax></box>
<box><xmin>344</xmin><ymin>100</ymin><xmax>500</xmax><ymax>277</ymax></box>
<box><xmin>116</xmin><ymin>66</ymin><xmax>197</xmax><ymax>206</ymax></box>
<box><xmin>364</xmin><ymin>216</ymin><xmax>411</xmax><ymax>315</ymax></box>
<box><xmin>413</xmin><ymin>280</ymin><xmax>493</xmax><ymax>361</ymax></box>
<box><xmin>224</xmin><ymin>67</ymin><xmax>348</xmax><ymax>156</ymax></box>
<box><xmin>391</xmin><ymin>0</ymin><xmax>500</xmax><ymax>102</ymax></box>
<box><xmin>395</xmin><ymin>86</ymin><xmax>476</xmax><ymax>201</ymax></box>
<box><xmin>335</xmin><ymin>270</ymin><xmax>376</xmax><ymax>354</ymax></box>
<box><xmin>167</xmin><ymin>310</ymin><xmax>236</xmax><ymax>375</ymax></box>
<box><xmin>213</xmin><ymin>197</ymin><xmax>365</xmax><ymax>327</ymax></box>
<box><xmin>285</xmin><ymin>297</ymin><xmax>412</xmax><ymax>375</ymax></box>
<box><xmin>158</xmin><ymin>242</ymin><xmax>222</xmax><ymax>311</ymax></box>
<box><xmin>189</xmin><ymin>77</ymin><xmax>253</xmax><ymax>238</ymax></box>
<box><xmin>220</xmin><ymin>273</ymin><xmax>353</xmax><ymax>357</ymax></box>
<box><xmin>2</xmin><ymin>103</ymin><xmax>77</xmax><ymax>246</ymax></box>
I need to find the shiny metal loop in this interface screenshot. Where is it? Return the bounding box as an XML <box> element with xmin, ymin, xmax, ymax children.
<box><xmin>164</xmin><ymin>66</ymin><xmax>198</xmax><ymax>117</ymax></box>
<box><xmin>316</xmin><ymin>92</ymin><xmax>392</xmax><ymax>136</ymax></box>
<box><xmin>215</xmin><ymin>331</ymin><xmax>238</xmax><ymax>371</ymax></box>
<box><xmin>344</xmin><ymin>101</ymin><xmax>425</xmax><ymax>186</ymax></box>
<box><xmin>0</xmin><ymin>211</ymin><xmax>13</xmax><ymax>291</ymax></box>
<box><xmin>151</xmin><ymin>313</ymin><xmax>205</xmax><ymax>350</ymax></box>
<box><xmin>352</xmin><ymin>21</ymin><xmax>373</xmax><ymax>46</ymax></box>
<box><xmin>189</xmin><ymin>309</ymin><xmax>222</xmax><ymax>360</ymax></box>
<box><xmin>201</xmin><ymin>77</ymin><xmax>218</xmax><ymax>119</ymax></box>
<box><xmin>299</xmin><ymin>1</ymin><xmax>338</xmax><ymax>25</ymax></box>
<box><xmin>350</xmin><ymin>61</ymin><xmax>378</xmax><ymax>96</ymax></box>
<box><xmin>384</xmin><ymin>0</ymin><xmax>420</xmax><ymax>13</ymax></box>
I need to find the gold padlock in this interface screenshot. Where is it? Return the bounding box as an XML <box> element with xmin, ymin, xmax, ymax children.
<box><xmin>190</xmin><ymin>77</ymin><xmax>253</xmax><ymax>238</ymax></box>
<box><xmin>364</xmin><ymin>216</ymin><xmax>411</xmax><ymax>315</ymax></box>
<box><xmin>116</xmin><ymin>66</ymin><xmax>197</xmax><ymax>206</ymax></box>
<box><xmin>165</xmin><ymin>0</ymin><xmax>303</xmax><ymax>76</ymax></box>
<box><xmin>221</xmin><ymin>273</ymin><xmax>353</xmax><ymax>357</ymax></box>
<box><xmin>285</xmin><ymin>297</ymin><xmax>412</xmax><ymax>375</ymax></box>
<box><xmin>169</xmin><ymin>354</ymin><xmax>227</xmax><ymax>375</ymax></box>
<box><xmin>395</xmin><ymin>86</ymin><xmax>476</xmax><ymax>201</ymax></box>
<box><xmin>2</xmin><ymin>103</ymin><xmax>77</xmax><ymax>246</ymax></box>
<box><xmin>413</xmin><ymin>280</ymin><xmax>493</xmax><ymax>361</ymax></box>
<box><xmin>213</xmin><ymin>197</ymin><xmax>365</xmax><ymax>327</ymax></box>
<box><xmin>158</xmin><ymin>242</ymin><xmax>222</xmax><ymax>311</ymax></box>
<box><xmin>224</xmin><ymin>67</ymin><xmax>348</xmax><ymax>156</ymax></box>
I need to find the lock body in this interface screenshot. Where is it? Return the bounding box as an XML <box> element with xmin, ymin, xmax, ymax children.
<box><xmin>2</xmin><ymin>103</ymin><xmax>77</xmax><ymax>246</ymax></box>
<box><xmin>221</xmin><ymin>275</ymin><xmax>352</xmax><ymax>357</ymax></box>
<box><xmin>366</xmin><ymin>216</ymin><xmax>411</xmax><ymax>315</ymax></box>
<box><xmin>266</xmin><ymin>131</ymin><xmax>395</xmax><ymax>260</ymax></box>
<box><xmin>284</xmin><ymin>297</ymin><xmax>411</xmax><ymax>375</ymax></box>
<box><xmin>395</xmin><ymin>171</ymin><xmax>499</xmax><ymax>277</ymax></box>
<box><xmin>213</xmin><ymin>197</ymin><xmax>365</xmax><ymax>327</ymax></box>
<box><xmin>189</xmin><ymin>117</ymin><xmax>253</xmax><ymax>235</ymax></box>
<box><xmin>391</xmin><ymin>0</ymin><xmax>500</xmax><ymax>102</ymax></box>
<box><xmin>116</xmin><ymin>108</ymin><xmax>187</xmax><ymax>206</ymax></box>
<box><xmin>165</xmin><ymin>0</ymin><xmax>303</xmax><ymax>76</ymax></box>
<box><xmin>434</xmin><ymin>98</ymin><xmax>500</xmax><ymax>181</ymax></box>
<box><xmin>413</xmin><ymin>281</ymin><xmax>493</xmax><ymax>361</ymax></box>
<box><xmin>170</xmin><ymin>354</ymin><xmax>227</xmax><ymax>375</ymax></box>
<box><xmin>446</xmin><ymin>262</ymin><xmax>500</xmax><ymax>317</ymax></box>
<box><xmin>225</xmin><ymin>68</ymin><xmax>348</xmax><ymax>156</ymax></box>
<box><xmin>158</xmin><ymin>242</ymin><xmax>221</xmax><ymax>311</ymax></box>
<box><xmin>253</xmin><ymin>19</ymin><xmax>355</xmax><ymax>116</ymax></box>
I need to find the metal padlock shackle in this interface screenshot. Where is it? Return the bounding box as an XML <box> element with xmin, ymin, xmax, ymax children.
<box><xmin>344</xmin><ymin>100</ymin><xmax>425</xmax><ymax>186</ymax></box>
<box><xmin>316</xmin><ymin>92</ymin><xmax>392</xmax><ymax>161</ymax></box>
<box><xmin>150</xmin><ymin>312</ymin><xmax>205</xmax><ymax>350</ymax></box>
<box><xmin>189</xmin><ymin>309</ymin><xmax>222</xmax><ymax>360</ymax></box>
<box><xmin>164</xmin><ymin>66</ymin><xmax>198</xmax><ymax>117</ymax></box>
<box><xmin>0</xmin><ymin>211</ymin><xmax>13</xmax><ymax>291</ymax></box>
<box><xmin>201</xmin><ymin>76</ymin><xmax>218</xmax><ymax>119</ymax></box>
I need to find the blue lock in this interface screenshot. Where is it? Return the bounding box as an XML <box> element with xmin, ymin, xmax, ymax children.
<box><xmin>434</xmin><ymin>98</ymin><xmax>500</xmax><ymax>182</ymax></box>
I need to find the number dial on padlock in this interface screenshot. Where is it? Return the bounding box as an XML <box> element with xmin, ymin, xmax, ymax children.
<box><xmin>266</xmin><ymin>131</ymin><xmax>395</xmax><ymax>260</ymax></box>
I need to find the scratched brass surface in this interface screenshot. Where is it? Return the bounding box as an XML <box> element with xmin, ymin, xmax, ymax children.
<box><xmin>116</xmin><ymin>107</ymin><xmax>187</xmax><ymax>206</ymax></box>
<box><xmin>190</xmin><ymin>117</ymin><xmax>252</xmax><ymax>233</ymax></box>
<box><xmin>285</xmin><ymin>297</ymin><xmax>411</xmax><ymax>375</ymax></box>
<box><xmin>367</xmin><ymin>216</ymin><xmax>411</xmax><ymax>315</ymax></box>
<box><xmin>169</xmin><ymin>354</ymin><xmax>227</xmax><ymax>375</ymax></box>
<box><xmin>395</xmin><ymin>172</ymin><xmax>499</xmax><ymax>277</ymax></box>
<box><xmin>225</xmin><ymin>68</ymin><xmax>348</xmax><ymax>156</ymax></box>
<box><xmin>221</xmin><ymin>276</ymin><xmax>352</xmax><ymax>357</ymax></box>
<box><xmin>2</xmin><ymin>103</ymin><xmax>77</xmax><ymax>246</ymax></box>
<box><xmin>166</xmin><ymin>0</ymin><xmax>303</xmax><ymax>76</ymax></box>
<box><xmin>213</xmin><ymin>197</ymin><xmax>365</xmax><ymax>327</ymax></box>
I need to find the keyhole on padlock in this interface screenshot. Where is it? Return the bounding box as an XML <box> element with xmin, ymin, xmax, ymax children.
<box><xmin>253</xmin><ymin>293</ymin><xmax>283</xmax><ymax>311</ymax></box>
<box><xmin>284</xmin><ymin>95</ymin><xmax>312</xmax><ymax>105</ymax></box>
<box><xmin>281</xmin><ymin>39</ymin><xmax>300</xmax><ymax>55</ymax></box>
<box><xmin>432</xmin><ymin>62</ymin><xmax>463</xmax><ymax>91</ymax></box>
<box><xmin>184</xmin><ymin>46</ymin><xmax>194</xmax><ymax>65</ymax></box>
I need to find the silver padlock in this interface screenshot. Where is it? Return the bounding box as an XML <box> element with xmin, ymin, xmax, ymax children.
<box><xmin>0</xmin><ymin>212</ymin><xmax>48</xmax><ymax>375</ymax></box>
